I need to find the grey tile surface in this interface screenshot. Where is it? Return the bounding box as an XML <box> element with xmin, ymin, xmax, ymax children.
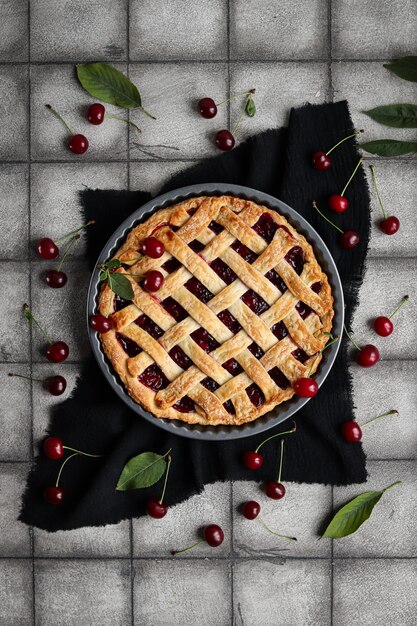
<box><xmin>133</xmin><ymin>559</ymin><xmax>231</xmax><ymax>625</ymax></box>
<box><xmin>0</xmin><ymin>0</ymin><xmax>28</xmax><ymax>62</ymax></box>
<box><xmin>0</xmin><ymin>560</ymin><xmax>33</xmax><ymax>625</ymax></box>
<box><xmin>129</xmin><ymin>160</ymin><xmax>189</xmax><ymax>195</ymax></box>
<box><xmin>0</xmin><ymin>65</ymin><xmax>29</xmax><ymax>160</ymax></box>
<box><xmin>34</xmin><ymin>521</ymin><xmax>130</xmax><ymax>558</ymax></box>
<box><xmin>0</xmin><ymin>464</ymin><xmax>31</xmax><ymax>556</ymax></box>
<box><xmin>0</xmin><ymin>365</ymin><xmax>31</xmax><ymax>460</ymax></box>
<box><xmin>0</xmin><ymin>165</ymin><xmax>29</xmax><ymax>259</ymax></box>
<box><xmin>129</xmin><ymin>0</ymin><xmax>228</xmax><ymax>61</ymax></box>
<box><xmin>0</xmin><ymin>262</ymin><xmax>30</xmax><ymax>362</ymax></box>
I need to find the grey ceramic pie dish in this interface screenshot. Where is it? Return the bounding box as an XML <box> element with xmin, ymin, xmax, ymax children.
<box><xmin>87</xmin><ymin>183</ymin><xmax>344</xmax><ymax>441</ymax></box>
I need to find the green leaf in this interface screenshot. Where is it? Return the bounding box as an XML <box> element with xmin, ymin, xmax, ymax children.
<box><xmin>322</xmin><ymin>481</ymin><xmax>401</xmax><ymax>539</ymax></box>
<box><xmin>107</xmin><ymin>273</ymin><xmax>134</xmax><ymax>300</ymax></box>
<box><xmin>384</xmin><ymin>56</ymin><xmax>417</xmax><ymax>82</ymax></box>
<box><xmin>116</xmin><ymin>452</ymin><xmax>167</xmax><ymax>491</ymax></box>
<box><xmin>77</xmin><ymin>63</ymin><xmax>142</xmax><ymax>109</ymax></box>
<box><xmin>363</xmin><ymin>104</ymin><xmax>417</xmax><ymax>128</ymax></box>
<box><xmin>99</xmin><ymin>269</ymin><xmax>108</xmax><ymax>282</ymax></box>
<box><xmin>361</xmin><ymin>139</ymin><xmax>417</xmax><ymax>157</ymax></box>
<box><xmin>106</xmin><ymin>259</ymin><xmax>122</xmax><ymax>269</ymax></box>
<box><xmin>245</xmin><ymin>96</ymin><xmax>256</xmax><ymax>117</ymax></box>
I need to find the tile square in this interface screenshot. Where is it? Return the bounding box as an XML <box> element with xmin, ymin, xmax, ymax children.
<box><xmin>30</xmin><ymin>163</ymin><xmax>128</xmax><ymax>259</ymax></box>
<box><xmin>0</xmin><ymin>560</ymin><xmax>33</xmax><ymax>624</ymax></box>
<box><xmin>133</xmin><ymin>560</ymin><xmax>231</xmax><ymax>626</ymax></box>
<box><xmin>133</xmin><ymin>482</ymin><xmax>232</xmax><ymax>557</ymax></box>
<box><xmin>231</xmin><ymin>0</ymin><xmax>328</xmax><ymax>60</ymax></box>
<box><xmin>129</xmin><ymin>160</ymin><xmax>189</xmax><ymax>195</ymax></box>
<box><xmin>352</xmin><ymin>361</ymin><xmax>417</xmax><ymax>460</ymax></box>
<box><xmin>0</xmin><ymin>65</ymin><xmax>29</xmax><ymax>160</ymax></box>
<box><xmin>333</xmin><ymin>461</ymin><xmax>417</xmax><ymax>557</ymax></box>
<box><xmin>0</xmin><ymin>365</ymin><xmax>31</xmax><ymax>460</ymax></box>
<box><xmin>0</xmin><ymin>0</ymin><xmax>28</xmax><ymax>62</ymax></box>
<box><xmin>233</xmin><ymin>481</ymin><xmax>332</xmax><ymax>557</ymax></box>
<box><xmin>128</xmin><ymin>63</ymin><xmax>228</xmax><ymax>160</ymax></box>
<box><xmin>230</xmin><ymin>63</ymin><xmax>329</xmax><ymax>141</ymax></box>
<box><xmin>30</xmin><ymin>0</ymin><xmax>127</xmax><ymax>62</ymax></box>
<box><xmin>233</xmin><ymin>559</ymin><xmax>331</xmax><ymax>626</ymax></box>
<box><xmin>0</xmin><ymin>165</ymin><xmax>29</xmax><ymax>260</ymax></box>
<box><xmin>332</xmin><ymin>0</ymin><xmax>417</xmax><ymax>59</ymax></box>
<box><xmin>35</xmin><ymin>559</ymin><xmax>131</xmax><ymax>625</ymax></box>
<box><xmin>0</xmin><ymin>464</ymin><xmax>31</xmax><ymax>556</ymax></box>
<box><xmin>333</xmin><ymin>559</ymin><xmax>417</xmax><ymax>625</ymax></box>
<box><xmin>0</xmin><ymin>262</ymin><xmax>30</xmax><ymax>362</ymax></box>
<box><xmin>129</xmin><ymin>0</ymin><xmax>227</xmax><ymax>61</ymax></box>
<box><xmin>30</xmin><ymin>65</ymin><xmax>129</xmax><ymax>161</ymax></box>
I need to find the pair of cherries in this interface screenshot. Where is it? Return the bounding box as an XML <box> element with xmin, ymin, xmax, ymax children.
<box><xmin>198</xmin><ymin>90</ymin><xmax>255</xmax><ymax>152</ymax></box>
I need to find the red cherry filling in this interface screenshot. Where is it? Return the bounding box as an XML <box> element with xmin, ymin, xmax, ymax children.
<box><xmin>138</xmin><ymin>363</ymin><xmax>168</xmax><ymax>390</ymax></box>
<box><xmin>248</xmin><ymin>342</ymin><xmax>264</xmax><ymax>359</ymax></box>
<box><xmin>201</xmin><ymin>377</ymin><xmax>219</xmax><ymax>392</ymax></box>
<box><xmin>285</xmin><ymin>246</ymin><xmax>305</xmax><ymax>275</ymax></box>
<box><xmin>162</xmin><ymin>297</ymin><xmax>188</xmax><ymax>321</ymax></box>
<box><xmin>268</xmin><ymin>366</ymin><xmax>290</xmax><ymax>389</ymax></box>
<box><xmin>114</xmin><ymin>295</ymin><xmax>130</xmax><ymax>312</ymax></box>
<box><xmin>116</xmin><ymin>332</ymin><xmax>142</xmax><ymax>357</ymax></box>
<box><xmin>246</xmin><ymin>383</ymin><xmax>265</xmax><ymax>407</ymax></box>
<box><xmin>222</xmin><ymin>358</ymin><xmax>243</xmax><ymax>375</ymax></box>
<box><xmin>292</xmin><ymin>348</ymin><xmax>309</xmax><ymax>364</ymax></box>
<box><xmin>265</xmin><ymin>269</ymin><xmax>287</xmax><ymax>293</ymax></box>
<box><xmin>252</xmin><ymin>213</ymin><xmax>278</xmax><ymax>243</ymax></box>
<box><xmin>188</xmin><ymin>239</ymin><xmax>205</xmax><ymax>253</ymax></box>
<box><xmin>185</xmin><ymin>277</ymin><xmax>213</xmax><ymax>303</ymax></box>
<box><xmin>271</xmin><ymin>321</ymin><xmax>288</xmax><ymax>340</ymax></box>
<box><xmin>162</xmin><ymin>257</ymin><xmax>181</xmax><ymax>273</ymax></box>
<box><xmin>241</xmin><ymin>289</ymin><xmax>269</xmax><ymax>314</ymax></box>
<box><xmin>191</xmin><ymin>328</ymin><xmax>219</xmax><ymax>352</ymax></box>
<box><xmin>217</xmin><ymin>309</ymin><xmax>242</xmax><ymax>334</ymax></box>
<box><xmin>173</xmin><ymin>396</ymin><xmax>195</xmax><ymax>413</ymax></box>
<box><xmin>169</xmin><ymin>345</ymin><xmax>192</xmax><ymax>370</ymax></box>
<box><xmin>295</xmin><ymin>301</ymin><xmax>313</xmax><ymax>320</ymax></box>
<box><xmin>311</xmin><ymin>281</ymin><xmax>322</xmax><ymax>293</ymax></box>
<box><xmin>210</xmin><ymin>258</ymin><xmax>237</xmax><ymax>284</ymax></box>
<box><xmin>231</xmin><ymin>241</ymin><xmax>257</xmax><ymax>263</ymax></box>
<box><xmin>208</xmin><ymin>220</ymin><xmax>224</xmax><ymax>234</ymax></box>
<box><xmin>135</xmin><ymin>314</ymin><xmax>163</xmax><ymax>339</ymax></box>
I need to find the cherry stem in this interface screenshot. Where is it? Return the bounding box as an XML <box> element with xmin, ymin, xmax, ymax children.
<box><xmin>341</xmin><ymin>158</ymin><xmax>363</xmax><ymax>197</ymax></box>
<box><xmin>313</xmin><ymin>201</ymin><xmax>344</xmax><ymax>235</ymax></box>
<box><xmin>343</xmin><ymin>323</ymin><xmax>361</xmax><ymax>351</ymax></box>
<box><xmin>215</xmin><ymin>89</ymin><xmax>255</xmax><ymax>107</ymax></box>
<box><xmin>55</xmin><ymin>452</ymin><xmax>79</xmax><ymax>487</ymax></box>
<box><xmin>258</xmin><ymin>516</ymin><xmax>297</xmax><ymax>541</ymax></box>
<box><xmin>171</xmin><ymin>540</ymin><xmax>204</xmax><ymax>556</ymax></box>
<box><xmin>361</xmin><ymin>410</ymin><xmax>398</xmax><ymax>429</ymax></box>
<box><xmin>62</xmin><ymin>446</ymin><xmax>104</xmax><ymax>458</ymax></box>
<box><xmin>326</xmin><ymin>129</ymin><xmax>364</xmax><ymax>156</ymax></box>
<box><xmin>277</xmin><ymin>439</ymin><xmax>284</xmax><ymax>483</ymax></box>
<box><xmin>369</xmin><ymin>165</ymin><xmax>387</xmax><ymax>219</ymax></box>
<box><xmin>232</xmin><ymin>103</ymin><xmax>246</xmax><ymax>136</ymax></box>
<box><xmin>307</xmin><ymin>333</ymin><xmax>339</xmax><ymax>377</ymax></box>
<box><xmin>159</xmin><ymin>455</ymin><xmax>172</xmax><ymax>504</ymax></box>
<box><xmin>46</xmin><ymin>104</ymin><xmax>74</xmax><ymax>136</ymax></box>
<box><xmin>56</xmin><ymin>221</ymin><xmax>95</xmax><ymax>244</ymax></box>
<box><xmin>23</xmin><ymin>304</ymin><xmax>53</xmax><ymax>345</ymax></box>
<box><xmin>57</xmin><ymin>235</ymin><xmax>80</xmax><ymax>272</ymax></box>
<box><xmin>139</xmin><ymin>105</ymin><xmax>157</xmax><ymax>120</ymax></box>
<box><xmin>255</xmin><ymin>422</ymin><xmax>296</xmax><ymax>453</ymax></box>
<box><xmin>8</xmin><ymin>372</ymin><xmax>42</xmax><ymax>382</ymax></box>
<box><xmin>105</xmin><ymin>114</ymin><xmax>141</xmax><ymax>134</ymax></box>
<box><xmin>389</xmin><ymin>295</ymin><xmax>409</xmax><ymax>319</ymax></box>
<box><xmin>382</xmin><ymin>481</ymin><xmax>401</xmax><ymax>493</ymax></box>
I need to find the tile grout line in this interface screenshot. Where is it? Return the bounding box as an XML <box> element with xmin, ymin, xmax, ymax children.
<box><xmin>0</xmin><ymin>58</ymin><xmax>408</xmax><ymax>66</ymax></box>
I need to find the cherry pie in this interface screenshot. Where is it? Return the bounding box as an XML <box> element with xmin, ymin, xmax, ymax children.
<box><xmin>97</xmin><ymin>196</ymin><xmax>334</xmax><ymax>426</ymax></box>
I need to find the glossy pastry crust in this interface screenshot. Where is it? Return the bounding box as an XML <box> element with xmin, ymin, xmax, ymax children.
<box><xmin>98</xmin><ymin>195</ymin><xmax>334</xmax><ymax>426</ymax></box>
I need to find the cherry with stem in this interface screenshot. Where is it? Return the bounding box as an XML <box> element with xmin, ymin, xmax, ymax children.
<box><xmin>341</xmin><ymin>409</ymin><xmax>398</xmax><ymax>443</ymax></box>
<box><xmin>265</xmin><ymin>439</ymin><xmax>287</xmax><ymax>500</ymax></box>
<box><xmin>328</xmin><ymin>158</ymin><xmax>363</xmax><ymax>213</ymax></box>
<box><xmin>146</xmin><ymin>454</ymin><xmax>172</xmax><ymax>519</ymax></box>
<box><xmin>214</xmin><ymin>89</ymin><xmax>256</xmax><ymax>151</ymax></box>
<box><xmin>43</xmin><ymin>445</ymin><xmax>103</xmax><ymax>505</ymax></box>
<box><xmin>46</xmin><ymin>104</ymin><xmax>89</xmax><ymax>154</ymax></box>
<box><xmin>37</xmin><ymin>221</ymin><xmax>95</xmax><ymax>260</ymax></box>
<box><xmin>45</xmin><ymin>234</ymin><xmax>80</xmax><ymax>288</ymax></box>
<box><xmin>370</xmin><ymin>165</ymin><xmax>400</xmax><ymax>235</ymax></box>
<box><xmin>23</xmin><ymin>304</ymin><xmax>69</xmax><ymax>363</ymax></box>
<box><xmin>242</xmin><ymin>501</ymin><xmax>296</xmax><ymax>540</ymax></box>
<box><xmin>242</xmin><ymin>423</ymin><xmax>296</xmax><ymax>470</ymax></box>
<box><xmin>198</xmin><ymin>89</ymin><xmax>255</xmax><ymax>119</ymax></box>
<box><xmin>8</xmin><ymin>372</ymin><xmax>67</xmax><ymax>396</ymax></box>
<box><xmin>312</xmin><ymin>129</ymin><xmax>364</xmax><ymax>171</ymax></box>
<box><xmin>171</xmin><ymin>524</ymin><xmax>224</xmax><ymax>555</ymax></box>
<box><xmin>313</xmin><ymin>201</ymin><xmax>360</xmax><ymax>250</ymax></box>
<box><xmin>43</xmin><ymin>435</ymin><xmax>104</xmax><ymax>461</ymax></box>
<box><xmin>343</xmin><ymin>323</ymin><xmax>379</xmax><ymax>367</ymax></box>
<box><xmin>374</xmin><ymin>295</ymin><xmax>409</xmax><ymax>337</ymax></box>
<box><xmin>293</xmin><ymin>333</ymin><xmax>339</xmax><ymax>397</ymax></box>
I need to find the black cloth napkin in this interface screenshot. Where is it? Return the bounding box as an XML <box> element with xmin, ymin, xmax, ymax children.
<box><xmin>21</xmin><ymin>101</ymin><xmax>369</xmax><ymax>531</ymax></box>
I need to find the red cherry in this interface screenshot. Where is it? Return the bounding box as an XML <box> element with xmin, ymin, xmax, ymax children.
<box><xmin>215</xmin><ymin>129</ymin><xmax>235</xmax><ymax>151</ymax></box>
<box><xmin>328</xmin><ymin>194</ymin><xmax>349</xmax><ymax>213</ymax></box>
<box><xmin>43</xmin><ymin>486</ymin><xmax>65</xmax><ymax>505</ymax></box>
<box><xmin>355</xmin><ymin>344</ymin><xmax>379</xmax><ymax>367</ymax></box>
<box><xmin>265</xmin><ymin>481</ymin><xmax>286</xmax><ymax>500</ymax></box>
<box><xmin>243</xmin><ymin>501</ymin><xmax>261</xmax><ymax>520</ymax></box>
<box><xmin>341</xmin><ymin>420</ymin><xmax>362</xmax><ymax>443</ymax></box>
<box><xmin>37</xmin><ymin>238</ymin><xmax>59</xmax><ymax>260</ymax></box>
<box><xmin>374</xmin><ymin>316</ymin><xmax>394</xmax><ymax>337</ymax></box>
<box><xmin>47</xmin><ymin>375</ymin><xmax>67</xmax><ymax>396</ymax></box>
<box><xmin>140</xmin><ymin>237</ymin><xmax>165</xmax><ymax>259</ymax></box>
<box><xmin>204</xmin><ymin>524</ymin><xmax>224</xmax><ymax>547</ymax></box>
<box><xmin>380</xmin><ymin>216</ymin><xmax>400</xmax><ymax>235</ymax></box>
<box><xmin>312</xmin><ymin>151</ymin><xmax>332</xmax><ymax>171</ymax></box>
<box><xmin>293</xmin><ymin>377</ymin><xmax>318</xmax><ymax>398</ymax></box>
<box><xmin>143</xmin><ymin>270</ymin><xmax>164</xmax><ymax>292</ymax></box>
<box><xmin>87</xmin><ymin>103</ymin><xmax>105</xmax><ymax>125</ymax></box>
<box><xmin>46</xmin><ymin>341</ymin><xmax>69</xmax><ymax>363</ymax></box>
<box><xmin>340</xmin><ymin>230</ymin><xmax>360</xmax><ymax>249</ymax></box>
<box><xmin>146</xmin><ymin>498</ymin><xmax>168</xmax><ymax>519</ymax></box>
<box><xmin>198</xmin><ymin>97</ymin><xmax>217</xmax><ymax>119</ymax></box>
<box><xmin>242</xmin><ymin>450</ymin><xmax>264</xmax><ymax>470</ymax></box>
<box><xmin>43</xmin><ymin>436</ymin><xmax>64</xmax><ymax>460</ymax></box>
<box><xmin>45</xmin><ymin>269</ymin><xmax>67</xmax><ymax>288</ymax></box>
<box><xmin>90</xmin><ymin>314</ymin><xmax>113</xmax><ymax>333</ymax></box>
<box><xmin>68</xmin><ymin>134</ymin><xmax>89</xmax><ymax>155</ymax></box>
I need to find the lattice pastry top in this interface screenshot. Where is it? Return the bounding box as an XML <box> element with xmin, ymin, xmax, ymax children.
<box><xmin>98</xmin><ymin>195</ymin><xmax>334</xmax><ymax>426</ymax></box>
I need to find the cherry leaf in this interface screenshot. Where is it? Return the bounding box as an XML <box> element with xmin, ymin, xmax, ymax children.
<box><xmin>361</xmin><ymin>139</ymin><xmax>417</xmax><ymax>157</ymax></box>
<box><xmin>363</xmin><ymin>104</ymin><xmax>417</xmax><ymax>128</ymax></box>
<box><xmin>77</xmin><ymin>63</ymin><xmax>142</xmax><ymax>109</ymax></box>
<box><xmin>99</xmin><ymin>270</ymin><xmax>108</xmax><ymax>282</ymax></box>
<box><xmin>383</xmin><ymin>56</ymin><xmax>417</xmax><ymax>83</ymax></box>
<box><xmin>116</xmin><ymin>452</ymin><xmax>167</xmax><ymax>491</ymax></box>
<box><xmin>107</xmin><ymin>273</ymin><xmax>134</xmax><ymax>300</ymax></box>
<box><xmin>106</xmin><ymin>259</ymin><xmax>122</xmax><ymax>269</ymax></box>
<box><xmin>245</xmin><ymin>96</ymin><xmax>256</xmax><ymax>118</ymax></box>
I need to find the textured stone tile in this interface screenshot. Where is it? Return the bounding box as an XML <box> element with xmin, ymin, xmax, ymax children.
<box><xmin>234</xmin><ymin>559</ymin><xmax>331</xmax><ymax>626</ymax></box>
<box><xmin>34</xmin><ymin>521</ymin><xmax>130</xmax><ymax>558</ymax></box>
<box><xmin>30</xmin><ymin>163</ymin><xmax>128</xmax><ymax>259</ymax></box>
<box><xmin>333</xmin><ymin>62</ymin><xmax>417</xmax><ymax>145</ymax></box>
<box><xmin>365</xmin><ymin>161</ymin><xmax>417</xmax><ymax>258</ymax></box>
<box><xmin>352</xmin><ymin>361</ymin><xmax>417</xmax><ymax>460</ymax></box>
<box><xmin>133</xmin><ymin>560</ymin><xmax>230</xmax><ymax>625</ymax></box>
<box><xmin>31</xmin><ymin>260</ymin><xmax>90</xmax><ymax>362</ymax></box>
<box><xmin>129</xmin><ymin>160</ymin><xmax>189</xmax><ymax>195</ymax></box>
<box><xmin>0</xmin><ymin>365</ymin><xmax>31</xmax><ymax>460</ymax></box>
<box><xmin>231</xmin><ymin>0</ymin><xmax>328</xmax><ymax>60</ymax></box>
<box><xmin>0</xmin><ymin>262</ymin><xmax>30</xmax><ymax>362</ymax></box>
<box><xmin>30</xmin><ymin>0</ymin><xmax>127</xmax><ymax>61</ymax></box>
<box><xmin>129</xmin><ymin>0</ymin><xmax>227</xmax><ymax>61</ymax></box>
<box><xmin>35</xmin><ymin>560</ymin><xmax>131</xmax><ymax>626</ymax></box>
<box><xmin>0</xmin><ymin>165</ymin><xmax>29</xmax><ymax>260</ymax></box>
<box><xmin>0</xmin><ymin>464</ymin><xmax>31</xmax><ymax>556</ymax></box>
<box><xmin>352</xmin><ymin>257</ymin><xmax>416</xmax><ymax>359</ymax></box>
<box><xmin>128</xmin><ymin>63</ymin><xmax>228</xmax><ymax>160</ymax></box>
<box><xmin>332</xmin><ymin>0</ymin><xmax>417</xmax><ymax>59</ymax></box>
<box><xmin>232</xmin><ymin>480</ymin><xmax>332</xmax><ymax>557</ymax></box>
<box><xmin>0</xmin><ymin>0</ymin><xmax>28</xmax><ymax>61</ymax></box>
<box><xmin>0</xmin><ymin>65</ymin><xmax>29</xmax><ymax>160</ymax></box>
<box><xmin>0</xmin><ymin>560</ymin><xmax>33</xmax><ymax>625</ymax></box>
<box><xmin>30</xmin><ymin>65</ymin><xmax>128</xmax><ymax>161</ymax></box>
<box><xmin>133</xmin><ymin>482</ymin><xmax>231</xmax><ymax>557</ymax></box>
<box><xmin>230</xmin><ymin>63</ymin><xmax>329</xmax><ymax>141</ymax></box>
<box><xmin>333</xmin><ymin>559</ymin><xmax>417</xmax><ymax>626</ymax></box>
<box><xmin>333</xmin><ymin>461</ymin><xmax>416</xmax><ymax>557</ymax></box>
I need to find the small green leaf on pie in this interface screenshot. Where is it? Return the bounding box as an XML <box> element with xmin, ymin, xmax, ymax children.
<box><xmin>361</xmin><ymin>139</ymin><xmax>417</xmax><ymax>157</ymax></box>
<box><xmin>106</xmin><ymin>259</ymin><xmax>122</xmax><ymax>269</ymax></box>
<box><xmin>245</xmin><ymin>96</ymin><xmax>256</xmax><ymax>117</ymax></box>
<box><xmin>107</xmin><ymin>273</ymin><xmax>134</xmax><ymax>300</ymax></box>
<box><xmin>363</xmin><ymin>104</ymin><xmax>417</xmax><ymax>128</ymax></box>
<box><xmin>116</xmin><ymin>452</ymin><xmax>167</xmax><ymax>491</ymax></box>
<box><xmin>99</xmin><ymin>270</ymin><xmax>108</xmax><ymax>282</ymax></box>
<box><xmin>383</xmin><ymin>56</ymin><xmax>417</xmax><ymax>83</ymax></box>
